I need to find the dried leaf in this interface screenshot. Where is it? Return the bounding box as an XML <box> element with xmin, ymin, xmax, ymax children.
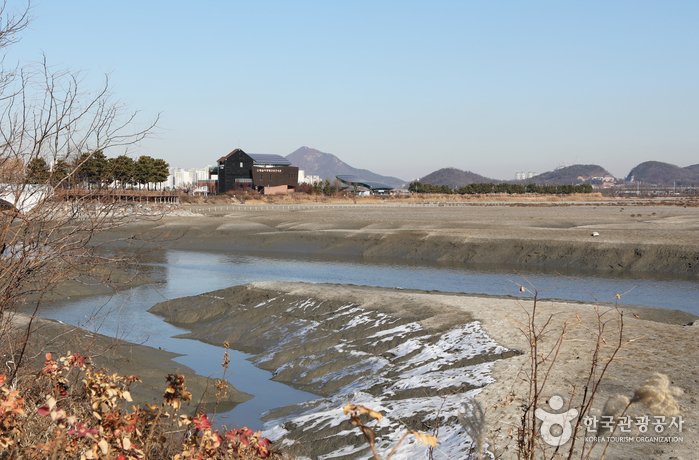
<box><xmin>360</xmin><ymin>426</ymin><xmax>376</xmax><ymax>444</ymax></box>
<box><xmin>343</xmin><ymin>403</ymin><xmax>353</xmax><ymax>415</ymax></box>
<box><xmin>413</xmin><ymin>432</ymin><xmax>438</xmax><ymax>447</ymax></box>
<box><xmin>355</xmin><ymin>405</ymin><xmax>383</xmax><ymax>420</ymax></box>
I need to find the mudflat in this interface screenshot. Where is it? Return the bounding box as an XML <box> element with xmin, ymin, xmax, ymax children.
<box><xmin>148</xmin><ymin>281</ymin><xmax>698</xmax><ymax>459</ymax></box>
<box><xmin>104</xmin><ymin>201</ymin><xmax>699</xmax><ymax>276</ymax></box>
<box><xmin>79</xmin><ymin>200</ymin><xmax>699</xmax><ymax>458</ymax></box>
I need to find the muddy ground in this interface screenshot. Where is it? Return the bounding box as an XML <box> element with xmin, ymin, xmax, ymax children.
<box><xmin>149</xmin><ymin>282</ymin><xmax>698</xmax><ymax>460</ymax></box>
<box><xmin>98</xmin><ymin>202</ymin><xmax>699</xmax><ymax>276</ymax></box>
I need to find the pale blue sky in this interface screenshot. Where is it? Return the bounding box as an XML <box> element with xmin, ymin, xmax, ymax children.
<box><xmin>7</xmin><ymin>1</ymin><xmax>699</xmax><ymax>180</ymax></box>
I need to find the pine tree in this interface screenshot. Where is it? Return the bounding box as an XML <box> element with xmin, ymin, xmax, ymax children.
<box><xmin>135</xmin><ymin>155</ymin><xmax>156</xmax><ymax>190</ymax></box>
<box><xmin>26</xmin><ymin>158</ymin><xmax>50</xmax><ymax>184</ymax></box>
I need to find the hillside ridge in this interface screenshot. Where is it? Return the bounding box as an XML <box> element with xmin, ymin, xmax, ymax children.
<box><xmin>286</xmin><ymin>146</ymin><xmax>406</xmax><ymax>189</ymax></box>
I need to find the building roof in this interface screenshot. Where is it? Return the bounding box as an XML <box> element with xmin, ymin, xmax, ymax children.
<box><xmin>217</xmin><ymin>149</ymin><xmax>243</xmax><ymax>163</ymax></box>
<box><xmin>217</xmin><ymin>149</ymin><xmax>292</xmax><ymax>166</ymax></box>
<box><xmin>336</xmin><ymin>175</ymin><xmax>394</xmax><ymax>191</ymax></box>
<box><xmin>249</xmin><ymin>153</ymin><xmax>292</xmax><ymax>166</ymax></box>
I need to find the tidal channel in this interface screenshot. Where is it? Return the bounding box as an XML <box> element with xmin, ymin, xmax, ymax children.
<box><xmin>36</xmin><ymin>249</ymin><xmax>699</xmax><ymax>429</ymax></box>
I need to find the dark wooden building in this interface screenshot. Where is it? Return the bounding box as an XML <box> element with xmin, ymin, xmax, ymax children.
<box><xmin>217</xmin><ymin>149</ymin><xmax>299</xmax><ymax>195</ymax></box>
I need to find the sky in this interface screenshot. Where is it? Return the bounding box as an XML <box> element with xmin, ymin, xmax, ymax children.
<box><xmin>5</xmin><ymin>1</ymin><xmax>699</xmax><ymax>181</ymax></box>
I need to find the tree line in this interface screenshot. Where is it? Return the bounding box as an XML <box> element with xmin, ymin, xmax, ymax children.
<box><xmin>408</xmin><ymin>181</ymin><xmax>594</xmax><ymax>195</ymax></box>
<box><xmin>25</xmin><ymin>152</ymin><xmax>169</xmax><ymax>190</ymax></box>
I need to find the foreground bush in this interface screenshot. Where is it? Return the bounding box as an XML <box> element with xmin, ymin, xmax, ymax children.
<box><xmin>0</xmin><ymin>352</ymin><xmax>277</xmax><ymax>459</ymax></box>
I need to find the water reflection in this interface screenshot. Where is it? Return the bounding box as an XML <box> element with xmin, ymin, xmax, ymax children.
<box><xmin>149</xmin><ymin>249</ymin><xmax>699</xmax><ymax>316</ymax></box>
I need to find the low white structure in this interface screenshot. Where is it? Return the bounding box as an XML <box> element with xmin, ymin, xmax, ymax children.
<box><xmin>0</xmin><ymin>185</ymin><xmax>52</xmax><ymax>214</ymax></box>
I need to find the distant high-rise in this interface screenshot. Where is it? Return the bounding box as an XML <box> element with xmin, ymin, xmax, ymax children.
<box><xmin>515</xmin><ymin>171</ymin><xmax>536</xmax><ymax>181</ymax></box>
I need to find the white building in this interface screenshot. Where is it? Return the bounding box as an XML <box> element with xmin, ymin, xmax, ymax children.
<box><xmin>162</xmin><ymin>167</ymin><xmax>212</xmax><ymax>190</ymax></box>
<box><xmin>515</xmin><ymin>172</ymin><xmax>537</xmax><ymax>181</ymax></box>
<box><xmin>298</xmin><ymin>169</ymin><xmax>322</xmax><ymax>185</ymax></box>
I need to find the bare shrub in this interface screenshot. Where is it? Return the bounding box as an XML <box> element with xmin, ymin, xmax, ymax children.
<box><xmin>0</xmin><ymin>3</ymin><xmax>164</xmax><ymax>382</ymax></box>
<box><xmin>474</xmin><ymin>277</ymin><xmax>685</xmax><ymax>460</ymax></box>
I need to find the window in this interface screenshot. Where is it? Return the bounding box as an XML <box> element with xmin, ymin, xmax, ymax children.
<box><xmin>259</xmin><ymin>174</ymin><xmax>263</xmax><ymax>180</ymax></box>
<box><xmin>240</xmin><ymin>162</ymin><xmax>243</xmax><ymax>168</ymax></box>
<box><xmin>270</xmin><ymin>174</ymin><xmax>273</xmax><ymax>180</ymax></box>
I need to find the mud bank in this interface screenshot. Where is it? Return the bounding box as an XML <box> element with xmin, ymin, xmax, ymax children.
<box><xmin>101</xmin><ymin>204</ymin><xmax>699</xmax><ymax>276</ymax></box>
<box><xmin>6</xmin><ymin>313</ymin><xmax>252</xmax><ymax>412</ymax></box>
<box><xmin>148</xmin><ymin>282</ymin><xmax>698</xmax><ymax>459</ymax></box>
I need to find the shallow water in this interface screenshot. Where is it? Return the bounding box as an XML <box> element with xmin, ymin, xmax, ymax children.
<box><xmin>37</xmin><ymin>249</ymin><xmax>699</xmax><ymax>429</ymax></box>
<box><xmin>149</xmin><ymin>249</ymin><xmax>699</xmax><ymax>315</ymax></box>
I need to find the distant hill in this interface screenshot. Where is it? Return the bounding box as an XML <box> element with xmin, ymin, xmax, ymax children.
<box><xmin>527</xmin><ymin>164</ymin><xmax>612</xmax><ymax>185</ymax></box>
<box><xmin>286</xmin><ymin>146</ymin><xmax>406</xmax><ymax>189</ymax></box>
<box><xmin>626</xmin><ymin>161</ymin><xmax>699</xmax><ymax>185</ymax></box>
<box><xmin>419</xmin><ymin>167</ymin><xmax>496</xmax><ymax>187</ymax></box>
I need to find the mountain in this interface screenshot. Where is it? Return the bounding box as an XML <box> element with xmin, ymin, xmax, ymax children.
<box><xmin>528</xmin><ymin>164</ymin><xmax>612</xmax><ymax>185</ymax></box>
<box><xmin>419</xmin><ymin>167</ymin><xmax>496</xmax><ymax>187</ymax></box>
<box><xmin>286</xmin><ymin>146</ymin><xmax>407</xmax><ymax>189</ymax></box>
<box><xmin>626</xmin><ymin>161</ymin><xmax>699</xmax><ymax>185</ymax></box>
